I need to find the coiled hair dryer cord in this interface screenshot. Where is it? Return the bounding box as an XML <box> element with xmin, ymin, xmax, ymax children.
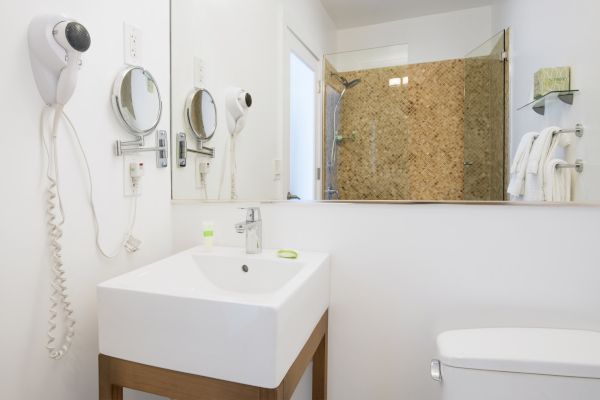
<box><xmin>41</xmin><ymin>106</ymin><xmax>75</xmax><ymax>360</ymax></box>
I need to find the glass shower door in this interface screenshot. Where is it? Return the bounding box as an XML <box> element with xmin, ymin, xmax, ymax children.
<box><xmin>463</xmin><ymin>30</ymin><xmax>507</xmax><ymax>201</ymax></box>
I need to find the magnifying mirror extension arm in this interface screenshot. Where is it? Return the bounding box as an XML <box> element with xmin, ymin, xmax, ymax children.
<box><xmin>115</xmin><ymin>131</ymin><xmax>169</xmax><ymax>169</ymax></box>
<box><xmin>176</xmin><ymin>132</ymin><xmax>215</xmax><ymax>168</ymax></box>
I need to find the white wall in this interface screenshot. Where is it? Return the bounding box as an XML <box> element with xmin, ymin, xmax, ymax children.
<box><xmin>0</xmin><ymin>1</ymin><xmax>171</xmax><ymax>399</ymax></box>
<box><xmin>173</xmin><ymin>201</ymin><xmax>600</xmax><ymax>400</ymax></box>
<box><xmin>282</xmin><ymin>0</ymin><xmax>336</xmax><ymax>58</ymax></box>
<box><xmin>171</xmin><ymin>0</ymin><xmax>336</xmax><ymax>201</ymax></box>
<box><xmin>492</xmin><ymin>0</ymin><xmax>600</xmax><ymax>202</ymax></box>
<box><xmin>336</xmin><ymin>6</ymin><xmax>494</xmax><ymax>64</ymax></box>
<box><xmin>171</xmin><ymin>0</ymin><xmax>283</xmax><ymax>201</ymax></box>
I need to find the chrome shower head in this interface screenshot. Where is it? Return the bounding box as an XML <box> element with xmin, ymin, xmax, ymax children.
<box><xmin>331</xmin><ymin>72</ymin><xmax>361</xmax><ymax>89</ymax></box>
<box><xmin>345</xmin><ymin>78</ymin><xmax>361</xmax><ymax>89</ymax></box>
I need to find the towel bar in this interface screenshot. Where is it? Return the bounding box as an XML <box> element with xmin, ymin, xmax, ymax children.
<box><xmin>556</xmin><ymin>159</ymin><xmax>584</xmax><ymax>173</ymax></box>
<box><xmin>553</xmin><ymin>124</ymin><xmax>584</xmax><ymax>138</ymax></box>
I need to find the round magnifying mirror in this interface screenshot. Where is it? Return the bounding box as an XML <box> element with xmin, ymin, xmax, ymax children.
<box><xmin>112</xmin><ymin>67</ymin><xmax>162</xmax><ymax>137</ymax></box>
<box><xmin>185</xmin><ymin>89</ymin><xmax>217</xmax><ymax>141</ymax></box>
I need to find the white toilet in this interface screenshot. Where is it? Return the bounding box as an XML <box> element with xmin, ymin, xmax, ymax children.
<box><xmin>433</xmin><ymin>328</ymin><xmax>600</xmax><ymax>400</ymax></box>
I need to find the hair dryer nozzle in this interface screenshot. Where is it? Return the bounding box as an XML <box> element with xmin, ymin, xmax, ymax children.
<box><xmin>61</xmin><ymin>22</ymin><xmax>91</xmax><ymax>52</ymax></box>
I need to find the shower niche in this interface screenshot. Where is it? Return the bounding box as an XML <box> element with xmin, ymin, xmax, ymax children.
<box><xmin>323</xmin><ymin>31</ymin><xmax>507</xmax><ymax>201</ymax></box>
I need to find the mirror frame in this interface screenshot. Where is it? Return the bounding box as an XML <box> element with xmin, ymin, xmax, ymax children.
<box><xmin>185</xmin><ymin>88</ymin><xmax>217</xmax><ymax>142</ymax></box>
<box><xmin>112</xmin><ymin>66</ymin><xmax>163</xmax><ymax>137</ymax></box>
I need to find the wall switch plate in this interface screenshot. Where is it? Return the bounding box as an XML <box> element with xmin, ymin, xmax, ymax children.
<box><xmin>123</xmin><ymin>155</ymin><xmax>142</xmax><ymax>197</ymax></box>
<box><xmin>124</xmin><ymin>23</ymin><xmax>142</xmax><ymax>66</ymax></box>
<box><xmin>194</xmin><ymin>57</ymin><xmax>205</xmax><ymax>88</ymax></box>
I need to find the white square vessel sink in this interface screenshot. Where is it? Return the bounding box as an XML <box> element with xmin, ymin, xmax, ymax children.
<box><xmin>98</xmin><ymin>247</ymin><xmax>330</xmax><ymax>388</ymax></box>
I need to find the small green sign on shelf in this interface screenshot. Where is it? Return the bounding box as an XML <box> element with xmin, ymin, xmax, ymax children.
<box><xmin>534</xmin><ymin>66</ymin><xmax>571</xmax><ymax>99</ymax></box>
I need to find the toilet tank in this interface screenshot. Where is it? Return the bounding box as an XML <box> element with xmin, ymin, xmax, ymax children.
<box><xmin>433</xmin><ymin>328</ymin><xmax>600</xmax><ymax>400</ymax></box>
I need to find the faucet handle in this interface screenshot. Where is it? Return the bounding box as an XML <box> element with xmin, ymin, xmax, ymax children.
<box><xmin>241</xmin><ymin>207</ymin><xmax>261</xmax><ymax>222</ymax></box>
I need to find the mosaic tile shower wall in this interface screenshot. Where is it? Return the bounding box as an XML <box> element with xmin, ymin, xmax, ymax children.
<box><xmin>406</xmin><ymin>59</ymin><xmax>465</xmax><ymax>200</ymax></box>
<box><xmin>324</xmin><ymin>55</ymin><xmax>505</xmax><ymax>201</ymax></box>
<box><xmin>333</xmin><ymin>65</ymin><xmax>411</xmax><ymax>200</ymax></box>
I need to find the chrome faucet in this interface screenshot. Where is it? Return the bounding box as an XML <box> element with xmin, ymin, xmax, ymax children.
<box><xmin>235</xmin><ymin>207</ymin><xmax>262</xmax><ymax>254</ymax></box>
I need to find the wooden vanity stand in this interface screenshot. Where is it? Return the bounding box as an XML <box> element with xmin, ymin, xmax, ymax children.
<box><xmin>99</xmin><ymin>311</ymin><xmax>328</xmax><ymax>400</ymax></box>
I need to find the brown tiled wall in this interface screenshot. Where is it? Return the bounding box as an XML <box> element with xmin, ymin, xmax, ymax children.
<box><xmin>324</xmin><ymin>57</ymin><xmax>505</xmax><ymax>201</ymax></box>
<box><xmin>406</xmin><ymin>60</ymin><xmax>465</xmax><ymax>200</ymax></box>
<box><xmin>334</xmin><ymin>65</ymin><xmax>411</xmax><ymax>200</ymax></box>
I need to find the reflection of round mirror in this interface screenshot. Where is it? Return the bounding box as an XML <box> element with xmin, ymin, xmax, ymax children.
<box><xmin>112</xmin><ymin>67</ymin><xmax>162</xmax><ymax>137</ymax></box>
<box><xmin>185</xmin><ymin>89</ymin><xmax>217</xmax><ymax>141</ymax></box>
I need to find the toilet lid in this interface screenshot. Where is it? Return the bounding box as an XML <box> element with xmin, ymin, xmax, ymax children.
<box><xmin>437</xmin><ymin>328</ymin><xmax>600</xmax><ymax>379</ymax></box>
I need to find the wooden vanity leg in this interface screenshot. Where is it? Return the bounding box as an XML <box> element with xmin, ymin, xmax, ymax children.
<box><xmin>108</xmin><ymin>386</ymin><xmax>123</xmax><ymax>400</ymax></box>
<box><xmin>312</xmin><ymin>325</ymin><xmax>328</xmax><ymax>400</ymax></box>
<box><xmin>259</xmin><ymin>387</ymin><xmax>284</xmax><ymax>400</ymax></box>
<box><xmin>99</xmin><ymin>355</ymin><xmax>124</xmax><ymax>400</ymax></box>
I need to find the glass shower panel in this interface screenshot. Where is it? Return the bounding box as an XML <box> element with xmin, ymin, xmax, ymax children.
<box><xmin>463</xmin><ymin>30</ymin><xmax>506</xmax><ymax>201</ymax></box>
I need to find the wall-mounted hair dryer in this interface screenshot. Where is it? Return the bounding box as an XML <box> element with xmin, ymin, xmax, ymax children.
<box><xmin>28</xmin><ymin>14</ymin><xmax>91</xmax><ymax>361</ymax></box>
<box><xmin>28</xmin><ymin>14</ymin><xmax>91</xmax><ymax>106</ymax></box>
<box><xmin>225</xmin><ymin>88</ymin><xmax>253</xmax><ymax>135</ymax></box>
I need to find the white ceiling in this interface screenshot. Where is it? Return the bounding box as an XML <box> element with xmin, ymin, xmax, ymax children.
<box><xmin>320</xmin><ymin>0</ymin><xmax>494</xmax><ymax>29</ymax></box>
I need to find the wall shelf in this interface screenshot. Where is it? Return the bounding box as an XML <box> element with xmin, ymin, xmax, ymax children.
<box><xmin>518</xmin><ymin>90</ymin><xmax>579</xmax><ymax>115</ymax></box>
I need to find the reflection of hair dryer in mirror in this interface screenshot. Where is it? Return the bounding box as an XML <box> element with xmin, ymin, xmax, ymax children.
<box><xmin>225</xmin><ymin>88</ymin><xmax>253</xmax><ymax>136</ymax></box>
<box><xmin>219</xmin><ymin>88</ymin><xmax>253</xmax><ymax>200</ymax></box>
<box><xmin>28</xmin><ymin>14</ymin><xmax>91</xmax><ymax>106</ymax></box>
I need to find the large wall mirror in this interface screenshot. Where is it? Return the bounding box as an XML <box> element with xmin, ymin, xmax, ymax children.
<box><xmin>323</xmin><ymin>32</ymin><xmax>506</xmax><ymax>201</ymax></box>
<box><xmin>171</xmin><ymin>0</ymin><xmax>595</xmax><ymax>204</ymax></box>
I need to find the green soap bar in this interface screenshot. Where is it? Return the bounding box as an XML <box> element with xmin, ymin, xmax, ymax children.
<box><xmin>277</xmin><ymin>249</ymin><xmax>299</xmax><ymax>259</ymax></box>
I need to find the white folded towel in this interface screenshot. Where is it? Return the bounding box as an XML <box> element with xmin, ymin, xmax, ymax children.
<box><xmin>524</xmin><ymin>126</ymin><xmax>561</xmax><ymax>201</ymax></box>
<box><xmin>507</xmin><ymin>132</ymin><xmax>538</xmax><ymax>198</ymax></box>
<box><xmin>527</xmin><ymin>127</ymin><xmax>560</xmax><ymax>174</ymax></box>
<box><xmin>544</xmin><ymin>159</ymin><xmax>572</xmax><ymax>202</ymax></box>
<box><xmin>542</xmin><ymin>129</ymin><xmax>574</xmax><ymax>201</ymax></box>
<box><xmin>546</xmin><ymin>127</ymin><xmax>574</xmax><ymax>162</ymax></box>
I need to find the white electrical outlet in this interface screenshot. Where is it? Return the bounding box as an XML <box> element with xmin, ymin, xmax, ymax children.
<box><xmin>194</xmin><ymin>57</ymin><xmax>205</xmax><ymax>88</ymax></box>
<box><xmin>195</xmin><ymin>158</ymin><xmax>211</xmax><ymax>189</ymax></box>
<box><xmin>123</xmin><ymin>23</ymin><xmax>142</xmax><ymax>66</ymax></box>
<box><xmin>123</xmin><ymin>155</ymin><xmax>143</xmax><ymax>197</ymax></box>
